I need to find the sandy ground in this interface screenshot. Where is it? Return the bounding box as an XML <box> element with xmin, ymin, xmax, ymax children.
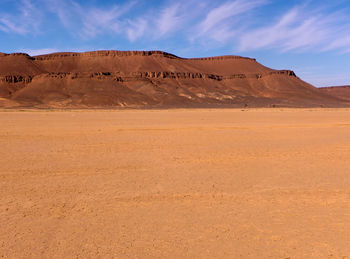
<box><xmin>1</xmin><ymin>109</ymin><xmax>350</xmax><ymax>258</ymax></box>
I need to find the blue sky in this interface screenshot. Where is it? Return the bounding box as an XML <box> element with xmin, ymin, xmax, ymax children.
<box><xmin>0</xmin><ymin>0</ymin><xmax>350</xmax><ymax>87</ymax></box>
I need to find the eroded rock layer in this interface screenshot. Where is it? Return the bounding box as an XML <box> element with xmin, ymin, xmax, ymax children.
<box><xmin>0</xmin><ymin>50</ymin><xmax>348</xmax><ymax>108</ymax></box>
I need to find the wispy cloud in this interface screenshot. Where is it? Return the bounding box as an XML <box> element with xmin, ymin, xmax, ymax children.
<box><xmin>0</xmin><ymin>0</ymin><xmax>42</xmax><ymax>34</ymax></box>
<box><xmin>193</xmin><ymin>0</ymin><xmax>266</xmax><ymax>43</ymax></box>
<box><xmin>0</xmin><ymin>17</ymin><xmax>27</xmax><ymax>34</ymax></box>
<box><xmin>156</xmin><ymin>4</ymin><xmax>183</xmax><ymax>37</ymax></box>
<box><xmin>239</xmin><ymin>4</ymin><xmax>350</xmax><ymax>53</ymax></box>
<box><xmin>1</xmin><ymin>0</ymin><xmax>350</xmax><ymax>56</ymax></box>
<box><xmin>199</xmin><ymin>0</ymin><xmax>264</xmax><ymax>34</ymax></box>
<box><xmin>125</xmin><ymin>1</ymin><xmax>191</xmax><ymax>42</ymax></box>
<box><xmin>78</xmin><ymin>2</ymin><xmax>135</xmax><ymax>39</ymax></box>
<box><xmin>126</xmin><ymin>18</ymin><xmax>148</xmax><ymax>42</ymax></box>
<box><xmin>323</xmin><ymin>32</ymin><xmax>350</xmax><ymax>53</ymax></box>
<box><xmin>47</xmin><ymin>0</ymin><xmax>135</xmax><ymax>39</ymax></box>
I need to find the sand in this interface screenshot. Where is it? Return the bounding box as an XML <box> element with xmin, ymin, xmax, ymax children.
<box><xmin>1</xmin><ymin>108</ymin><xmax>350</xmax><ymax>258</ymax></box>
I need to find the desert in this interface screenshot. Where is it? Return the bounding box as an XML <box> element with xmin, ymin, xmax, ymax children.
<box><xmin>1</xmin><ymin>108</ymin><xmax>350</xmax><ymax>258</ymax></box>
<box><xmin>2</xmin><ymin>0</ymin><xmax>350</xmax><ymax>257</ymax></box>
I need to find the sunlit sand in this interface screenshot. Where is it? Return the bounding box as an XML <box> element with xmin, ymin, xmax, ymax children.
<box><xmin>1</xmin><ymin>108</ymin><xmax>350</xmax><ymax>258</ymax></box>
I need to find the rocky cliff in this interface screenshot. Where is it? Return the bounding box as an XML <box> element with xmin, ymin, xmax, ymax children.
<box><xmin>0</xmin><ymin>50</ymin><xmax>348</xmax><ymax>108</ymax></box>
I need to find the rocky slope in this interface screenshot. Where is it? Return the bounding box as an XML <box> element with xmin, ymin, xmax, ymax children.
<box><xmin>319</xmin><ymin>86</ymin><xmax>350</xmax><ymax>102</ymax></box>
<box><xmin>0</xmin><ymin>50</ymin><xmax>348</xmax><ymax>108</ymax></box>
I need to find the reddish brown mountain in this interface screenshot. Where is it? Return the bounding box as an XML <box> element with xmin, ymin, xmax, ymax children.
<box><xmin>0</xmin><ymin>50</ymin><xmax>348</xmax><ymax>108</ymax></box>
<box><xmin>319</xmin><ymin>86</ymin><xmax>350</xmax><ymax>102</ymax></box>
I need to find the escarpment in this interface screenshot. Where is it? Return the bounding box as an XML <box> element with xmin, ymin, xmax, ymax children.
<box><xmin>0</xmin><ymin>50</ymin><xmax>348</xmax><ymax>108</ymax></box>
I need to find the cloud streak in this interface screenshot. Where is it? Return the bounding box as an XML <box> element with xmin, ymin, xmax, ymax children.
<box><xmin>126</xmin><ymin>18</ymin><xmax>148</xmax><ymax>42</ymax></box>
<box><xmin>1</xmin><ymin>0</ymin><xmax>350</xmax><ymax>55</ymax></box>
<box><xmin>190</xmin><ymin>0</ymin><xmax>266</xmax><ymax>44</ymax></box>
<box><xmin>199</xmin><ymin>0</ymin><xmax>264</xmax><ymax>34</ymax></box>
<box><xmin>45</xmin><ymin>0</ymin><xmax>136</xmax><ymax>38</ymax></box>
<box><xmin>239</xmin><ymin>5</ymin><xmax>350</xmax><ymax>53</ymax></box>
<box><xmin>0</xmin><ymin>0</ymin><xmax>41</xmax><ymax>34</ymax></box>
<box><xmin>156</xmin><ymin>4</ymin><xmax>183</xmax><ymax>37</ymax></box>
<box><xmin>125</xmin><ymin>1</ymin><xmax>195</xmax><ymax>42</ymax></box>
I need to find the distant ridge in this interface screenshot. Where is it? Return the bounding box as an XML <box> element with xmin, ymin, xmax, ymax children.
<box><xmin>320</xmin><ymin>85</ymin><xmax>350</xmax><ymax>89</ymax></box>
<box><xmin>0</xmin><ymin>50</ymin><xmax>349</xmax><ymax>108</ymax></box>
<box><xmin>33</xmin><ymin>50</ymin><xmax>256</xmax><ymax>61</ymax></box>
<box><xmin>319</xmin><ymin>85</ymin><xmax>350</xmax><ymax>102</ymax></box>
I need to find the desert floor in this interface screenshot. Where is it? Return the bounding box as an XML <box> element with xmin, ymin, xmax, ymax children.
<box><xmin>1</xmin><ymin>109</ymin><xmax>350</xmax><ymax>258</ymax></box>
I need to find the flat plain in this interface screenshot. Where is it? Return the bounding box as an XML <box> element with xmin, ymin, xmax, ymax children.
<box><xmin>1</xmin><ymin>109</ymin><xmax>350</xmax><ymax>258</ymax></box>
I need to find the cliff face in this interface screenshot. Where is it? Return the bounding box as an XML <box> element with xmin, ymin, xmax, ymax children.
<box><xmin>0</xmin><ymin>50</ymin><xmax>348</xmax><ymax>108</ymax></box>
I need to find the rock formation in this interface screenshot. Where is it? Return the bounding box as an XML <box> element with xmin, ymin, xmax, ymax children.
<box><xmin>0</xmin><ymin>50</ymin><xmax>348</xmax><ymax>108</ymax></box>
<box><xmin>319</xmin><ymin>86</ymin><xmax>350</xmax><ymax>102</ymax></box>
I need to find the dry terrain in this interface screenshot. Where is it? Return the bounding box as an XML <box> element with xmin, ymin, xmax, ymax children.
<box><xmin>1</xmin><ymin>51</ymin><xmax>348</xmax><ymax>108</ymax></box>
<box><xmin>320</xmin><ymin>86</ymin><xmax>350</xmax><ymax>101</ymax></box>
<box><xmin>1</xmin><ymin>109</ymin><xmax>350</xmax><ymax>258</ymax></box>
